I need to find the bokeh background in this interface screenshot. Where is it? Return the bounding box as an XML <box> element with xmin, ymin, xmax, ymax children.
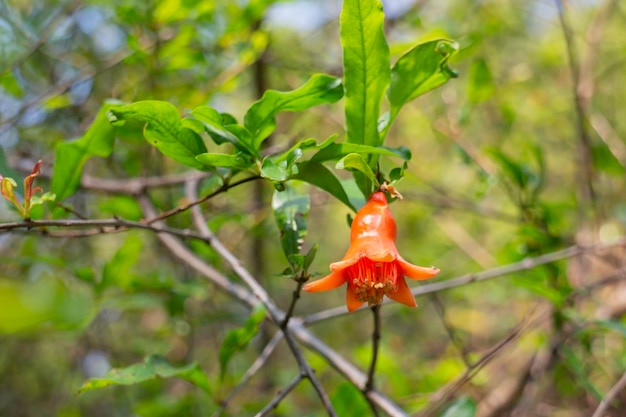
<box><xmin>1</xmin><ymin>0</ymin><xmax>626</xmax><ymax>416</ymax></box>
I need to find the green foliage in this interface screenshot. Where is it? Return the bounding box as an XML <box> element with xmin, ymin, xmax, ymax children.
<box><xmin>386</xmin><ymin>39</ymin><xmax>458</xmax><ymax>137</ymax></box>
<box><xmin>108</xmin><ymin>101</ymin><xmax>208</xmax><ymax>170</ymax></box>
<box><xmin>272</xmin><ymin>181</ymin><xmax>310</xmax><ymax>266</ymax></box>
<box><xmin>330</xmin><ymin>383</ymin><xmax>370</xmax><ymax>417</ymax></box>
<box><xmin>52</xmin><ymin>102</ymin><xmax>122</xmax><ymax>201</ymax></box>
<box><xmin>341</xmin><ymin>0</ymin><xmax>390</xmax><ymax>147</ymax></box>
<box><xmin>244</xmin><ymin>73</ymin><xmax>343</xmax><ymax>148</ymax></box>
<box><xmin>78</xmin><ymin>355</ymin><xmax>211</xmax><ymax>395</ymax></box>
<box><xmin>219</xmin><ymin>304</ymin><xmax>266</xmax><ymax>381</ymax></box>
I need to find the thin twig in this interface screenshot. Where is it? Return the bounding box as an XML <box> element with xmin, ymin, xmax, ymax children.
<box><xmin>144</xmin><ymin>175</ymin><xmax>261</xmax><ymax>224</ymax></box>
<box><xmin>365</xmin><ymin>305</ymin><xmax>382</xmax><ymax>417</ymax></box>
<box><xmin>591</xmin><ymin>371</ymin><xmax>626</xmax><ymax>417</ymax></box>
<box><xmin>428</xmin><ymin>293</ymin><xmax>471</xmax><ymax>367</ymax></box>
<box><xmin>554</xmin><ymin>0</ymin><xmax>597</xmax><ymax>228</ymax></box>
<box><xmin>255</xmin><ymin>373</ymin><xmax>304</xmax><ymax>417</ymax></box>
<box><xmin>418</xmin><ymin>314</ymin><xmax>536</xmax><ymax>417</ymax></box>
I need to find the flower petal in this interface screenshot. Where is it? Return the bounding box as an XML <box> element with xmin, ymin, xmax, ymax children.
<box><xmin>303</xmin><ymin>270</ymin><xmax>345</xmax><ymax>292</ymax></box>
<box><xmin>398</xmin><ymin>258</ymin><xmax>440</xmax><ymax>280</ymax></box>
<box><xmin>346</xmin><ymin>285</ymin><xmax>365</xmax><ymax>312</ymax></box>
<box><xmin>386</xmin><ymin>277</ymin><xmax>417</xmax><ymax>308</ymax></box>
<box><xmin>329</xmin><ymin>257</ymin><xmax>359</xmax><ymax>272</ymax></box>
<box><xmin>365</xmin><ymin>249</ymin><xmax>395</xmax><ymax>263</ymax></box>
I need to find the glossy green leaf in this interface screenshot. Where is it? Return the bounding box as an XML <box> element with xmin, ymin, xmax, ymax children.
<box><xmin>108</xmin><ymin>101</ymin><xmax>208</xmax><ymax>170</ymax></box>
<box><xmin>260</xmin><ymin>157</ymin><xmax>289</xmax><ymax>182</ymax></box>
<box><xmin>336</xmin><ymin>153</ymin><xmax>378</xmax><ymax>186</ymax></box>
<box><xmin>341</xmin><ymin>0</ymin><xmax>390</xmax><ymax>146</ymax></box>
<box><xmin>272</xmin><ymin>182</ymin><xmax>311</xmax><ymax>263</ymax></box>
<box><xmin>190</xmin><ymin>106</ymin><xmax>258</xmax><ymax>157</ymax></box>
<box><xmin>467</xmin><ymin>58</ymin><xmax>494</xmax><ymax>103</ymax></box>
<box><xmin>386</xmin><ymin>39</ymin><xmax>458</xmax><ymax>137</ymax></box>
<box><xmin>244</xmin><ymin>73</ymin><xmax>343</xmax><ymax>149</ymax></box>
<box><xmin>439</xmin><ymin>396</ymin><xmax>477</xmax><ymax>417</ymax></box>
<box><xmin>310</xmin><ymin>142</ymin><xmax>410</xmax><ymax>163</ymax></box>
<box><xmin>292</xmin><ymin>161</ymin><xmax>355</xmax><ymax>211</ymax></box>
<box><xmin>52</xmin><ymin>102</ymin><xmax>121</xmax><ymax>201</ymax></box>
<box><xmin>78</xmin><ymin>355</ymin><xmax>211</xmax><ymax>395</ymax></box>
<box><xmin>0</xmin><ymin>72</ymin><xmax>24</xmax><ymax>98</ymax></box>
<box><xmin>196</xmin><ymin>152</ymin><xmax>254</xmax><ymax>170</ymax></box>
<box><xmin>219</xmin><ymin>304</ymin><xmax>266</xmax><ymax>380</ymax></box>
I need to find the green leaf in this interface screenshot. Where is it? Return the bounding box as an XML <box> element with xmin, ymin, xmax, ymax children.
<box><xmin>292</xmin><ymin>161</ymin><xmax>355</xmax><ymax>211</ymax></box>
<box><xmin>336</xmin><ymin>153</ymin><xmax>378</xmax><ymax>186</ymax></box>
<box><xmin>190</xmin><ymin>106</ymin><xmax>258</xmax><ymax>157</ymax></box>
<box><xmin>439</xmin><ymin>396</ymin><xmax>477</xmax><ymax>417</ymax></box>
<box><xmin>561</xmin><ymin>346</ymin><xmax>603</xmax><ymax>400</ymax></box>
<box><xmin>52</xmin><ymin>101</ymin><xmax>121</xmax><ymax>201</ymax></box>
<box><xmin>0</xmin><ymin>277</ymin><xmax>95</xmax><ymax>333</ymax></box>
<box><xmin>272</xmin><ymin>182</ymin><xmax>311</xmax><ymax>263</ymax></box>
<box><xmin>219</xmin><ymin>304</ymin><xmax>266</xmax><ymax>380</ymax></box>
<box><xmin>108</xmin><ymin>101</ymin><xmax>208</xmax><ymax>170</ymax></box>
<box><xmin>341</xmin><ymin>0</ymin><xmax>390</xmax><ymax>146</ymax></box>
<box><xmin>310</xmin><ymin>142</ymin><xmax>410</xmax><ymax>163</ymax></box>
<box><xmin>196</xmin><ymin>152</ymin><xmax>255</xmax><ymax>170</ymax></box>
<box><xmin>0</xmin><ymin>72</ymin><xmax>24</xmax><ymax>98</ymax></box>
<box><xmin>386</xmin><ymin>39</ymin><xmax>458</xmax><ymax>137</ymax></box>
<box><xmin>101</xmin><ymin>234</ymin><xmax>143</xmax><ymax>292</ymax></box>
<box><xmin>467</xmin><ymin>58</ymin><xmax>494</xmax><ymax>103</ymax></box>
<box><xmin>260</xmin><ymin>157</ymin><xmax>290</xmax><ymax>182</ymax></box>
<box><xmin>330</xmin><ymin>383</ymin><xmax>370</xmax><ymax>417</ymax></box>
<box><xmin>78</xmin><ymin>355</ymin><xmax>211</xmax><ymax>395</ymax></box>
<box><xmin>244</xmin><ymin>73</ymin><xmax>343</xmax><ymax>149</ymax></box>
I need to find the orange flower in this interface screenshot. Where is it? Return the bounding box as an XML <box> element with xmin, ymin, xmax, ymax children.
<box><xmin>304</xmin><ymin>191</ymin><xmax>439</xmax><ymax>312</ymax></box>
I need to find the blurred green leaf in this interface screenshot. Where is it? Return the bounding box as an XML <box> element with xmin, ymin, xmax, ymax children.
<box><xmin>330</xmin><ymin>383</ymin><xmax>370</xmax><ymax>417</ymax></box>
<box><xmin>341</xmin><ymin>0</ymin><xmax>390</xmax><ymax>146</ymax></box>
<box><xmin>0</xmin><ymin>277</ymin><xmax>94</xmax><ymax>333</ymax></box>
<box><xmin>561</xmin><ymin>346</ymin><xmax>603</xmax><ymax>400</ymax></box>
<box><xmin>219</xmin><ymin>304</ymin><xmax>266</xmax><ymax>380</ymax></box>
<box><xmin>101</xmin><ymin>234</ymin><xmax>143</xmax><ymax>292</ymax></box>
<box><xmin>439</xmin><ymin>396</ymin><xmax>477</xmax><ymax>417</ymax></box>
<box><xmin>272</xmin><ymin>182</ymin><xmax>310</xmax><ymax>264</ymax></box>
<box><xmin>0</xmin><ymin>72</ymin><xmax>24</xmax><ymax>97</ymax></box>
<box><xmin>108</xmin><ymin>101</ymin><xmax>208</xmax><ymax>170</ymax></box>
<box><xmin>386</xmin><ymin>39</ymin><xmax>458</xmax><ymax>136</ymax></box>
<box><xmin>78</xmin><ymin>355</ymin><xmax>211</xmax><ymax>395</ymax></box>
<box><xmin>467</xmin><ymin>58</ymin><xmax>494</xmax><ymax>103</ymax></box>
<box><xmin>52</xmin><ymin>101</ymin><xmax>121</xmax><ymax>201</ymax></box>
<box><xmin>292</xmin><ymin>161</ymin><xmax>355</xmax><ymax>211</ymax></box>
<box><xmin>244</xmin><ymin>73</ymin><xmax>343</xmax><ymax>149</ymax></box>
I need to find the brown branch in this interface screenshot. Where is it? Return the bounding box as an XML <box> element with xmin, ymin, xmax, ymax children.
<box><xmin>591</xmin><ymin>371</ymin><xmax>626</xmax><ymax>417</ymax></box>
<box><xmin>554</xmin><ymin>0</ymin><xmax>597</xmax><ymax>230</ymax></box>
<box><xmin>255</xmin><ymin>373</ymin><xmax>304</xmax><ymax>417</ymax></box>
<box><xmin>365</xmin><ymin>305</ymin><xmax>383</xmax><ymax>417</ymax></box>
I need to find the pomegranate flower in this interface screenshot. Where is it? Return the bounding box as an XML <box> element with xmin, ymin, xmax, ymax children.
<box><xmin>304</xmin><ymin>191</ymin><xmax>439</xmax><ymax>312</ymax></box>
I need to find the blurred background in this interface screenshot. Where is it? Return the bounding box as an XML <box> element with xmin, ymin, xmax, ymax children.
<box><xmin>1</xmin><ymin>0</ymin><xmax>626</xmax><ymax>416</ymax></box>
